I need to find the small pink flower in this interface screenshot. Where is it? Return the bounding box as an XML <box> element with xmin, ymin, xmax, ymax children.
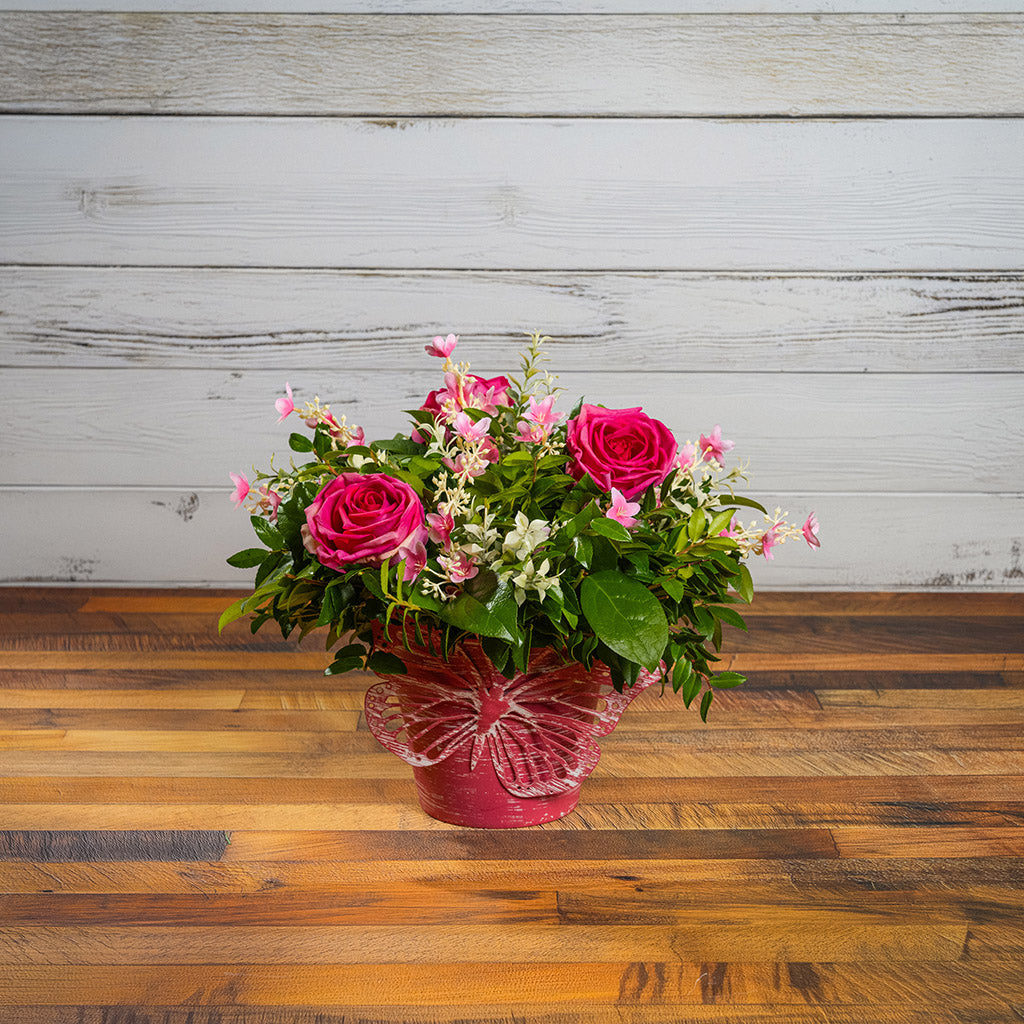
<box><xmin>514</xmin><ymin>421</ymin><xmax>548</xmax><ymax>444</ymax></box>
<box><xmin>524</xmin><ymin>395</ymin><xmax>563</xmax><ymax>428</ymax></box>
<box><xmin>257</xmin><ymin>484</ymin><xmax>282</xmax><ymax>521</ymax></box>
<box><xmin>443</xmin><ymin>453</ymin><xmax>488</xmax><ymax>478</ymax></box>
<box><xmin>426</xmin><ymin>511</ymin><xmax>454</xmax><ymax>550</ymax></box>
<box><xmin>439</xmin><ymin>550</ymin><xmax>479</xmax><ymax>584</ymax></box>
<box><xmin>349</xmin><ymin>425</ymin><xmax>365</xmax><ymax>447</ymax></box>
<box><xmin>453</xmin><ymin>411</ymin><xmax>492</xmax><ymax>442</ymax></box>
<box><xmin>229</xmin><ymin>472</ymin><xmax>250</xmax><ymax>507</ymax></box>
<box><xmin>719</xmin><ymin>527</ymin><xmax>739</xmax><ymax>539</ymax></box>
<box><xmin>425</xmin><ymin>333</ymin><xmax>459</xmax><ymax>358</ymax></box>
<box><xmin>676</xmin><ymin>443</ymin><xmax>697</xmax><ymax>471</ymax></box>
<box><xmin>275</xmin><ymin>382</ymin><xmax>294</xmax><ymax>423</ymax></box>
<box><xmin>606</xmin><ymin>487</ymin><xmax>641</xmax><ymax>530</ymax></box>
<box><xmin>760</xmin><ymin>524</ymin><xmax>782</xmax><ymax>560</ymax></box>
<box><xmin>802</xmin><ymin>512</ymin><xmax>821</xmax><ymax>549</ymax></box>
<box><xmin>699</xmin><ymin>425</ymin><xmax>734</xmax><ymax>465</ymax></box>
<box><xmin>398</xmin><ymin>538</ymin><xmax>428</xmax><ymax>582</ymax></box>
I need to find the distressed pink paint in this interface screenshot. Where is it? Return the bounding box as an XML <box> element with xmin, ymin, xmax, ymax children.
<box><xmin>364</xmin><ymin>633</ymin><xmax>655</xmax><ymax>828</ymax></box>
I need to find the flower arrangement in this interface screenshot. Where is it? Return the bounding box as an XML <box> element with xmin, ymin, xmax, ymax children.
<box><xmin>223</xmin><ymin>332</ymin><xmax>819</xmax><ymax>720</ymax></box>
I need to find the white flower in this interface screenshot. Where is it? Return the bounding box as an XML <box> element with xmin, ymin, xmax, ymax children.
<box><xmin>502</xmin><ymin>512</ymin><xmax>551</xmax><ymax>561</ymax></box>
<box><xmin>508</xmin><ymin>558</ymin><xmax>558</xmax><ymax>606</ymax></box>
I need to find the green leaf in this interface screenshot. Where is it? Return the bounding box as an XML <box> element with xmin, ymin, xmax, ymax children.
<box><xmin>440</xmin><ymin>578</ymin><xmax>521</xmax><ymax>643</ymax></box>
<box><xmin>687</xmin><ymin>507</ymin><xmax>707</xmax><ymax>543</ymax></box>
<box><xmin>250</xmin><ymin>515</ymin><xmax>284</xmax><ymax>549</ymax></box>
<box><xmin>734</xmin><ymin>563</ymin><xmax>754</xmax><ymax>603</ymax></box>
<box><xmin>660</xmin><ymin>577</ymin><xmax>685</xmax><ymax>602</ymax></box>
<box><xmin>325</xmin><ymin>655</ymin><xmax>364</xmax><ymax>676</ymax></box>
<box><xmin>700</xmin><ymin>689</ymin><xmax>714</xmax><ymax>721</ymax></box>
<box><xmin>563</xmin><ymin>501</ymin><xmax>599</xmax><ymax>540</ymax></box>
<box><xmin>371</xmin><ymin>436</ymin><xmax>423</xmax><ymax>456</ymax></box>
<box><xmin>254</xmin><ymin>550</ymin><xmax>285</xmax><ymax>589</ymax></box>
<box><xmin>720</xmin><ymin>494</ymin><xmax>769</xmax><ymax>515</ymax></box>
<box><xmin>217</xmin><ymin>597</ymin><xmax>248</xmax><ymax>633</ymax></box>
<box><xmin>682</xmin><ymin>668</ymin><xmax>702</xmax><ymax>708</ymax></box>
<box><xmin>712</xmin><ymin>605</ymin><xmax>748</xmax><ymax>631</ymax></box>
<box><xmin>671</xmin><ymin>657</ymin><xmax>693</xmax><ymax>695</ymax></box>
<box><xmin>367</xmin><ymin>651</ymin><xmax>408</xmax><ymax>674</ymax></box>
<box><xmin>288</xmin><ymin>432</ymin><xmax>314</xmax><ymax>453</ymax></box>
<box><xmin>570</xmin><ymin>534</ymin><xmax>593</xmax><ymax>569</ymax></box>
<box><xmin>711</xmin><ymin>671</ymin><xmax>747</xmax><ymax>689</ymax></box>
<box><xmin>590</xmin><ymin>517</ymin><xmax>631</xmax><ymax>543</ymax></box>
<box><xmin>226</xmin><ymin>547</ymin><xmax>267</xmax><ymax>569</ymax></box>
<box><xmin>708</xmin><ymin>508</ymin><xmax>736</xmax><ymax>537</ymax></box>
<box><xmin>580</xmin><ymin>570</ymin><xmax>668</xmax><ymax>672</ymax></box>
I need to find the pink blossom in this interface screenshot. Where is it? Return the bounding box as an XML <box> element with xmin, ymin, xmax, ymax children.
<box><xmin>426</xmin><ymin>510</ymin><xmax>454</xmax><ymax>550</ymax></box>
<box><xmin>257</xmin><ymin>484</ymin><xmax>282</xmax><ymax>521</ymax></box>
<box><xmin>802</xmin><ymin>512</ymin><xmax>821</xmax><ymax>549</ymax></box>
<box><xmin>425</xmin><ymin>333</ymin><xmax>459</xmax><ymax>358</ymax></box>
<box><xmin>453</xmin><ymin>411</ymin><xmax>492</xmax><ymax>442</ymax></box>
<box><xmin>229</xmin><ymin>472</ymin><xmax>250</xmax><ymax>507</ymax></box>
<box><xmin>719</xmin><ymin>528</ymin><xmax>739</xmax><ymax>539</ymax></box>
<box><xmin>438</xmin><ymin>550</ymin><xmax>479</xmax><ymax>584</ymax></box>
<box><xmin>699</xmin><ymin>425</ymin><xmax>734</xmax><ymax>465</ymax></box>
<box><xmin>760</xmin><ymin>524</ymin><xmax>782</xmax><ymax>560</ymax></box>
<box><xmin>676</xmin><ymin>443</ymin><xmax>697</xmax><ymax>472</ymax></box>
<box><xmin>398</xmin><ymin>538</ymin><xmax>428</xmax><ymax>582</ymax></box>
<box><xmin>443</xmin><ymin>452</ymin><xmax>488</xmax><ymax>478</ymax></box>
<box><xmin>524</xmin><ymin>395</ymin><xmax>563</xmax><ymax>428</ymax></box>
<box><xmin>275</xmin><ymin>382</ymin><xmax>294</xmax><ymax>423</ymax></box>
<box><xmin>606</xmin><ymin>487</ymin><xmax>641</xmax><ymax>530</ymax></box>
<box><xmin>514</xmin><ymin>420</ymin><xmax>548</xmax><ymax>444</ymax></box>
<box><xmin>348</xmin><ymin>425</ymin><xmax>366</xmax><ymax>447</ymax></box>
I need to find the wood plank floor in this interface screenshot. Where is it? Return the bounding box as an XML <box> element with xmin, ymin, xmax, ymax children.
<box><xmin>0</xmin><ymin>588</ymin><xmax>1022</xmax><ymax>1022</ymax></box>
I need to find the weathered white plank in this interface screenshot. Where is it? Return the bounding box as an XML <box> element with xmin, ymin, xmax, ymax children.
<box><xmin>4</xmin><ymin>14</ymin><xmax>1022</xmax><ymax>116</ymax></box>
<box><xmin>3</xmin><ymin>268</ymin><xmax>1023</xmax><ymax>372</ymax></box>
<box><xmin>2</xmin><ymin>2</ymin><xmax>1021</xmax><ymax>13</ymax></box>
<box><xmin>1</xmin><ymin>487</ymin><xmax>1020</xmax><ymax>589</ymax></box>
<box><xmin>3</xmin><ymin>117</ymin><xmax>1023</xmax><ymax>271</ymax></box>
<box><xmin>1</xmin><ymin>369</ymin><xmax>1021</xmax><ymax>492</ymax></box>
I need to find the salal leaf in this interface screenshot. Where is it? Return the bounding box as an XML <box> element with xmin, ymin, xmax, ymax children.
<box><xmin>580</xmin><ymin>570</ymin><xmax>668</xmax><ymax>672</ymax></box>
<box><xmin>440</xmin><ymin>578</ymin><xmax>521</xmax><ymax>643</ymax></box>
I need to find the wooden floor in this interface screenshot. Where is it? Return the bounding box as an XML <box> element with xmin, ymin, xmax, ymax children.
<box><xmin>0</xmin><ymin>589</ymin><xmax>1022</xmax><ymax>1022</ymax></box>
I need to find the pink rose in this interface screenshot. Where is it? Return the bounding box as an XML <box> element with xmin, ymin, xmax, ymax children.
<box><xmin>302</xmin><ymin>473</ymin><xmax>428</xmax><ymax>581</ymax></box>
<box><xmin>565</xmin><ymin>404</ymin><xmax>677</xmax><ymax>499</ymax></box>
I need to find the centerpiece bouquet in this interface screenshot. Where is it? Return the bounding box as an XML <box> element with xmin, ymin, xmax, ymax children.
<box><xmin>223</xmin><ymin>332</ymin><xmax>819</xmax><ymax>826</ymax></box>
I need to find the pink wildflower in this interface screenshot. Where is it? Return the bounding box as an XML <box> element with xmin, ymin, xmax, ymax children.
<box><xmin>514</xmin><ymin>420</ymin><xmax>548</xmax><ymax>444</ymax></box>
<box><xmin>348</xmin><ymin>425</ymin><xmax>366</xmax><ymax>447</ymax></box>
<box><xmin>275</xmin><ymin>382</ymin><xmax>294</xmax><ymax>423</ymax></box>
<box><xmin>802</xmin><ymin>512</ymin><xmax>821</xmax><ymax>549</ymax></box>
<box><xmin>425</xmin><ymin>333</ymin><xmax>458</xmax><ymax>358</ymax></box>
<box><xmin>759</xmin><ymin>524</ymin><xmax>782</xmax><ymax>560</ymax></box>
<box><xmin>453</xmin><ymin>411</ymin><xmax>492</xmax><ymax>442</ymax></box>
<box><xmin>524</xmin><ymin>395</ymin><xmax>563</xmax><ymax>429</ymax></box>
<box><xmin>606</xmin><ymin>487</ymin><xmax>641</xmax><ymax>530</ymax></box>
<box><xmin>394</xmin><ymin>538</ymin><xmax>427</xmax><ymax>582</ymax></box>
<box><xmin>229</xmin><ymin>472</ymin><xmax>250</xmax><ymax>508</ymax></box>
<box><xmin>426</xmin><ymin>511</ymin><xmax>455</xmax><ymax>550</ymax></box>
<box><xmin>676</xmin><ymin>443</ymin><xmax>697</xmax><ymax>472</ymax></box>
<box><xmin>257</xmin><ymin>484</ymin><xmax>282</xmax><ymax>521</ymax></box>
<box><xmin>438</xmin><ymin>550</ymin><xmax>479</xmax><ymax>584</ymax></box>
<box><xmin>699</xmin><ymin>425</ymin><xmax>734</xmax><ymax>465</ymax></box>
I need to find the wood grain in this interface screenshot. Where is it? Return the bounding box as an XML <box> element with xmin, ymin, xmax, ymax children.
<box><xmin>0</xmin><ymin>588</ymin><xmax>1021</xmax><ymax>1019</ymax></box>
<box><xmin>6</xmin><ymin>268</ymin><xmax>1023</xmax><ymax>373</ymax></box>
<box><xmin>3</xmin><ymin>117</ymin><xmax>1023</xmax><ymax>271</ymax></box>
<box><xmin>3</xmin><ymin>13</ymin><xmax>1022</xmax><ymax>116</ymax></box>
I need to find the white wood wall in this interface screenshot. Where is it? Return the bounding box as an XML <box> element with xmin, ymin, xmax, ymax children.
<box><xmin>1</xmin><ymin>2</ymin><xmax>1022</xmax><ymax>589</ymax></box>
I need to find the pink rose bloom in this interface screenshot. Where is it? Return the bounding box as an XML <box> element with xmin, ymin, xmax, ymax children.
<box><xmin>565</xmin><ymin>404</ymin><xmax>678</xmax><ymax>500</ymax></box>
<box><xmin>302</xmin><ymin>473</ymin><xmax>428</xmax><ymax>581</ymax></box>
